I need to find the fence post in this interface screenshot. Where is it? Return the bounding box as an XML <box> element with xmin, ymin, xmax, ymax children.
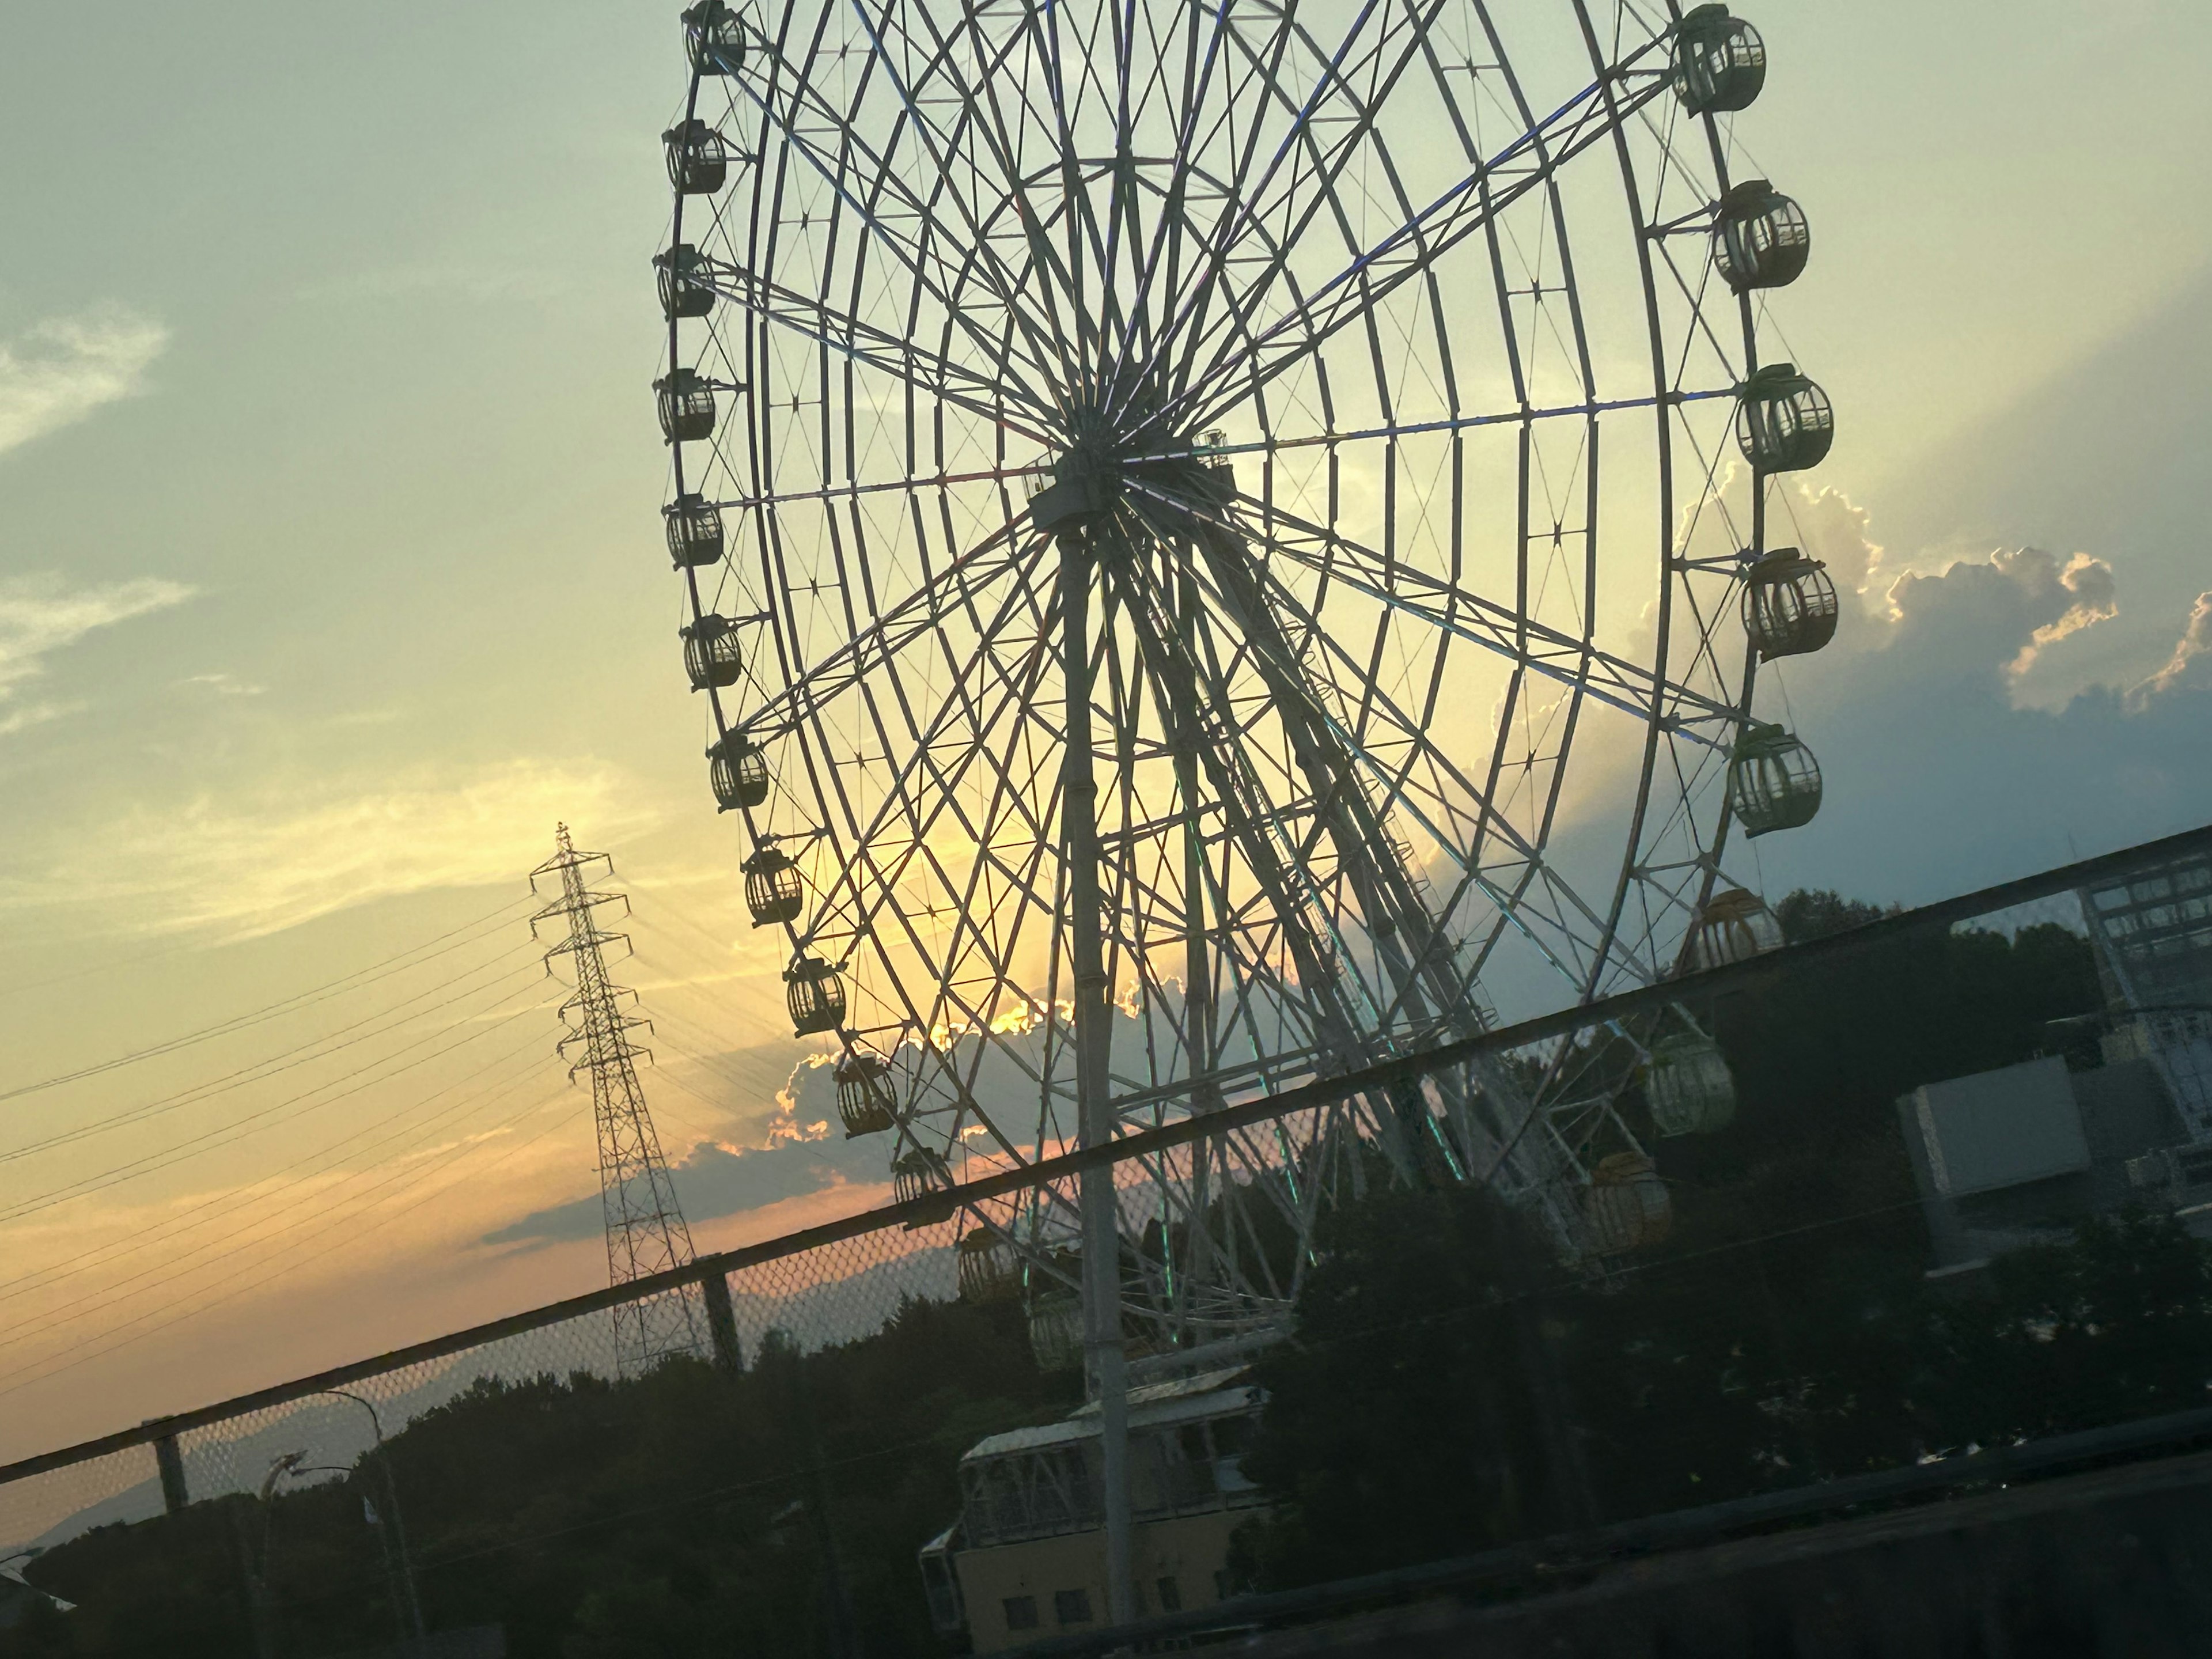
<box><xmin>701</xmin><ymin>1268</ymin><xmax>744</xmax><ymax>1375</ymax></box>
<box><xmin>149</xmin><ymin>1425</ymin><xmax>188</xmax><ymax>1516</ymax></box>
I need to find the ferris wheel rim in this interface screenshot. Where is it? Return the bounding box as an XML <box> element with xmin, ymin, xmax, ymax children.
<box><xmin>656</xmin><ymin>0</ymin><xmax>1821</xmax><ymax>1302</ymax></box>
<box><xmin>664</xmin><ymin>3</ymin><xmax>1734</xmax><ymax>1039</ymax></box>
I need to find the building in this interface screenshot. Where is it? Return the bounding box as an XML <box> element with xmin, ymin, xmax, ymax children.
<box><xmin>2078</xmin><ymin>852</ymin><xmax>2212</xmax><ymax>1141</ymax></box>
<box><xmin>0</xmin><ymin>1565</ymin><xmax>73</xmax><ymax>1630</ymax></box>
<box><xmin>919</xmin><ymin>1368</ymin><xmax>1268</xmax><ymax>1653</ymax></box>
<box><xmin>1899</xmin><ymin>1053</ymin><xmax>2199</xmax><ymax>1273</ymax></box>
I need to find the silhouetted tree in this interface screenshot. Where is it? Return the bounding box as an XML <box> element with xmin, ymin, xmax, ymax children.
<box><xmin>1228</xmin><ymin>1179</ymin><xmax>1578</xmax><ymax>1590</ymax></box>
<box><xmin>6</xmin><ymin>1296</ymin><xmax>1073</xmax><ymax>1659</ymax></box>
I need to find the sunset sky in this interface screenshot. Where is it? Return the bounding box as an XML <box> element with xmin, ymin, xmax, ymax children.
<box><xmin>2</xmin><ymin>0</ymin><xmax>2209</xmax><ymax>1461</ymax></box>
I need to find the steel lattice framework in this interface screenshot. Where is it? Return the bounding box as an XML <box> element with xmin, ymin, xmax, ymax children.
<box><xmin>531</xmin><ymin>828</ymin><xmax>709</xmax><ymax>1374</ymax></box>
<box><xmin>653</xmin><ymin>0</ymin><xmax>1831</xmax><ymax>1377</ymax></box>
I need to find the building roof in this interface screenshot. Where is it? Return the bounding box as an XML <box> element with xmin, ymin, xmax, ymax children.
<box><xmin>959</xmin><ymin>1367</ymin><xmax>1257</xmax><ymax>1464</ymax></box>
<box><xmin>0</xmin><ymin>1569</ymin><xmax>76</xmax><ymax>1624</ymax></box>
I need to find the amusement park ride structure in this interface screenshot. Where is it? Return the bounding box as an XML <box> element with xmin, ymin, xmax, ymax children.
<box><xmin>652</xmin><ymin>0</ymin><xmax>1832</xmax><ymax>1621</ymax></box>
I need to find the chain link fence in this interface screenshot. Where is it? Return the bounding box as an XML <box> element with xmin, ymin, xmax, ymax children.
<box><xmin>0</xmin><ymin>1214</ymin><xmax>971</xmax><ymax>1556</ymax></box>
<box><xmin>5</xmin><ymin>827</ymin><xmax>2211</xmax><ymax>1656</ymax></box>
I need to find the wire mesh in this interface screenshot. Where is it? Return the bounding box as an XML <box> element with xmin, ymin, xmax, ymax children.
<box><xmin>725</xmin><ymin>1216</ymin><xmax>962</xmax><ymax>1362</ymax></box>
<box><xmin>6</xmin><ymin>834</ymin><xmax>2212</xmax><ymax>1652</ymax></box>
<box><xmin>171</xmin><ymin>1314</ymin><xmax>624</xmax><ymax>1514</ymax></box>
<box><xmin>0</xmin><ymin>1445</ymin><xmax>161</xmax><ymax>1559</ymax></box>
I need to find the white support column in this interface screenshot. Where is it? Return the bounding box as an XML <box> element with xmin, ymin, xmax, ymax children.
<box><xmin>1059</xmin><ymin>530</ymin><xmax>1136</xmax><ymax>1626</ymax></box>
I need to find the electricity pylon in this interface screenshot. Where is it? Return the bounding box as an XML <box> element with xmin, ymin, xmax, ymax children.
<box><xmin>531</xmin><ymin>824</ymin><xmax>707</xmax><ymax>1373</ymax></box>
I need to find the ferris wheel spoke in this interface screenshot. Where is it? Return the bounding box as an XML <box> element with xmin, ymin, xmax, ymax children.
<box><xmin>1160</xmin><ymin>27</ymin><xmax>1679</xmax><ymax>433</ymax></box>
<box><xmin>1116</xmin><ymin>487</ymin><xmax>1635</xmax><ymax>1010</ymax></box>
<box><xmin>855</xmin><ymin>0</ymin><xmax>1101</xmax><ymax>376</ymax></box>
<box><xmin>1118</xmin><ymin>473</ymin><xmax>1732</xmax><ymax>768</ymax></box>
<box><xmin>909</xmin><ymin>0</ymin><xmax>1138</xmax><ymax>357</ymax></box>
<box><xmin>707</xmin><ymin>464</ymin><xmax>1030</xmax><ymax>514</ymax></box>
<box><xmin>1122</xmin><ymin>387</ymin><xmax>1730</xmax><ymax>467</ymax></box>
<box><xmin>798</xmin><ymin>576</ymin><xmax>1101</xmax><ymax>1127</ymax></box>
<box><xmin>1190</xmin><ymin>481</ymin><xmax>1741</xmax><ymax>740</ymax></box>
<box><xmin>826</xmin><ymin>643</ymin><xmax>1058</xmax><ymax>950</ymax></box>
<box><xmin>1140</xmin><ymin>0</ymin><xmax>1442</xmax><ymax>415</ymax></box>
<box><xmin>1108</xmin><ymin>549</ymin><xmax>1412</xmax><ymax>1058</ymax></box>
<box><xmin>807</xmin><ymin>589</ymin><xmax>1063</xmax><ymax>974</ymax></box>
<box><xmin>738</xmin><ymin>522</ymin><xmax>1048</xmax><ymax>741</ymax></box>
<box><xmin>1171</xmin><ymin>535</ymin><xmax>1619</xmax><ymax>996</ymax></box>
<box><xmin>1107</xmin><ymin>3</ymin><xmax>1335</xmax><ymax>419</ymax></box>
<box><xmin>1094</xmin><ymin>2</ymin><xmax>1240</xmax><ymax>401</ymax></box>
<box><xmin>1012</xmin><ymin>5</ymin><xmax>1122</xmax><ymax>371</ymax></box>
<box><xmin>730</xmin><ymin>24</ymin><xmax>1074</xmax><ymax>396</ymax></box>
<box><xmin>1158</xmin><ymin>0</ymin><xmax>1412</xmax><ymax>327</ymax></box>
<box><xmin>1119</xmin><ymin>1</ymin><xmax>1341</xmax><ymax>412</ymax></box>
<box><xmin>1086</xmin><ymin>760</ymin><xmax>1347</xmax><ymax>1113</ymax></box>
<box><xmin>695</xmin><ymin>256</ymin><xmax>1057</xmax><ymax>437</ymax></box>
<box><xmin>862</xmin><ymin>693</ymin><xmax>1069</xmax><ymax>1018</ymax></box>
<box><xmin>861</xmin><ymin>0</ymin><xmax>1138</xmax><ymax>392</ymax></box>
<box><xmin>1088</xmin><ymin>0</ymin><xmax>1193</xmax><ymax>350</ymax></box>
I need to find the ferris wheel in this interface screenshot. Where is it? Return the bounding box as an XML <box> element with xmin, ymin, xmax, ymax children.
<box><xmin>653</xmin><ymin>0</ymin><xmax>1835</xmax><ymax>1358</ymax></box>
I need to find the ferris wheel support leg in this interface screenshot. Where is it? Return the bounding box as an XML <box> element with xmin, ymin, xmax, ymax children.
<box><xmin>1060</xmin><ymin>531</ymin><xmax>1138</xmax><ymax>1627</ymax></box>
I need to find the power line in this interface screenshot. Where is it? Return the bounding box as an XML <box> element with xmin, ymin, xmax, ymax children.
<box><xmin>622</xmin><ymin>903</ymin><xmax>788</xmax><ymax>1046</ymax></box>
<box><xmin>0</xmin><ymin>1022</ymin><xmax>561</xmax><ymax>1311</ymax></box>
<box><xmin>0</xmin><ymin>868</ymin><xmax>767</xmax><ymax>1409</ymax></box>
<box><xmin>0</xmin><ymin>1088</ymin><xmax>586</xmax><ymax>1402</ymax></box>
<box><xmin>0</xmin><ymin>895</ymin><xmax>533</xmax><ymax>1106</ymax></box>
<box><xmin>0</xmin><ymin>1048</ymin><xmax>565</xmax><ymax>1352</ymax></box>
<box><xmin>635</xmin><ymin>999</ymin><xmax>794</xmax><ymax>1101</ymax></box>
<box><xmin>0</xmin><ymin>933</ymin><xmax>211</xmax><ymax>1005</ymax></box>
<box><xmin>0</xmin><ymin>948</ymin><xmax>543</xmax><ymax>1170</ymax></box>
<box><xmin>0</xmin><ymin>972</ymin><xmax>559</xmax><ymax>1227</ymax></box>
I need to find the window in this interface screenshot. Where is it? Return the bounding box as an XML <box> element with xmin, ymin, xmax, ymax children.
<box><xmin>1003</xmin><ymin>1596</ymin><xmax>1039</xmax><ymax>1631</ymax></box>
<box><xmin>1213</xmin><ymin>1411</ymin><xmax>1260</xmax><ymax>1492</ymax></box>
<box><xmin>1054</xmin><ymin>1588</ymin><xmax>1093</xmax><ymax>1625</ymax></box>
<box><xmin>1156</xmin><ymin>1575</ymin><xmax>1182</xmax><ymax>1612</ymax></box>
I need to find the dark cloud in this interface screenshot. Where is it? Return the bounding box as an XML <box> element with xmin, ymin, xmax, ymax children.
<box><xmin>2135</xmin><ymin>591</ymin><xmax>2212</xmax><ymax>704</ymax></box>
<box><xmin>1877</xmin><ymin>267</ymin><xmax>2212</xmax><ymax>582</ymax></box>
<box><xmin>481</xmin><ymin>1128</ymin><xmax>889</xmax><ymax>1248</ymax></box>
<box><xmin>482</xmin><ymin>1000</ymin><xmax>1245</xmax><ymax>1247</ymax></box>
<box><xmin>481</xmin><ymin>1054</ymin><xmax>889</xmax><ymax>1248</ymax></box>
<box><xmin>1742</xmin><ymin>509</ymin><xmax>2212</xmax><ymax>909</ymax></box>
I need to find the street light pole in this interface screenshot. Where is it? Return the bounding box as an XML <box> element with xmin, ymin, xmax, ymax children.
<box><xmin>245</xmin><ymin>1454</ymin><xmax>302</xmax><ymax>1659</ymax></box>
<box><xmin>309</xmin><ymin>1389</ymin><xmax>426</xmax><ymax>1646</ymax></box>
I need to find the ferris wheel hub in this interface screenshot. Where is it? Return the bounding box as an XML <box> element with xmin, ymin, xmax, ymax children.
<box><xmin>1028</xmin><ymin>455</ymin><xmax>1120</xmax><ymax>537</ymax></box>
<box><xmin>1029</xmin><ymin>415</ymin><xmax>1238</xmax><ymax>538</ymax></box>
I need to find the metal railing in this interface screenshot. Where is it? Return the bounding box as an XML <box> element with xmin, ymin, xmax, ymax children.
<box><xmin>5</xmin><ymin>822</ymin><xmax>2208</xmax><ymax>1577</ymax></box>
